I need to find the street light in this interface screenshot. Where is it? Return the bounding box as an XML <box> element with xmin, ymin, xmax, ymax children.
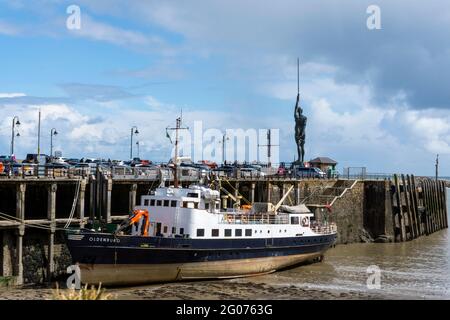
<box><xmin>130</xmin><ymin>126</ymin><xmax>139</xmax><ymax>159</ymax></box>
<box><xmin>10</xmin><ymin>116</ymin><xmax>20</xmax><ymax>156</ymax></box>
<box><xmin>220</xmin><ymin>134</ymin><xmax>230</xmax><ymax>164</ymax></box>
<box><xmin>50</xmin><ymin>128</ymin><xmax>58</xmax><ymax>159</ymax></box>
<box><xmin>136</xmin><ymin>141</ymin><xmax>140</xmax><ymax>158</ymax></box>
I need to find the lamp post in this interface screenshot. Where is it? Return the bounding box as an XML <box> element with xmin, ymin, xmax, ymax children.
<box><xmin>130</xmin><ymin>126</ymin><xmax>139</xmax><ymax>159</ymax></box>
<box><xmin>221</xmin><ymin>134</ymin><xmax>230</xmax><ymax>164</ymax></box>
<box><xmin>50</xmin><ymin>128</ymin><xmax>58</xmax><ymax>159</ymax></box>
<box><xmin>10</xmin><ymin>116</ymin><xmax>20</xmax><ymax>156</ymax></box>
<box><xmin>136</xmin><ymin>141</ymin><xmax>140</xmax><ymax>158</ymax></box>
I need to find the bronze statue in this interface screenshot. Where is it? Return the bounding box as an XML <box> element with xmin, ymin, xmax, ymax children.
<box><xmin>294</xmin><ymin>92</ymin><xmax>307</xmax><ymax>164</ymax></box>
<box><xmin>294</xmin><ymin>58</ymin><xmax>307</xmax><ymax>164</ymax></box>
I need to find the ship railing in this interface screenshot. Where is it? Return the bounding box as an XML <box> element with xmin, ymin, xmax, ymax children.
<box><xmin>220</xmin><ymin>213</ymin><xmax>290</xmax><ymax>225</ymax></box>
<box><xmin>310</xmin><ymin>222</ymin><xmax>337</xmax><ymax>234</ymax></box>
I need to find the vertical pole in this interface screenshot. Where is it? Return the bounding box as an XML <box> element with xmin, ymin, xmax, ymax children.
<box><xmin>106</xmin><ymin>178</ymin><xmax>113</xmax><ymax>223</ymax></box>
<box><xmin>37</xmin><ymin>109</ymin><xmax>41</xmax><ymax>155</ymax></box>
<box><xmin>174</xmin><ymin>118</ymin><xmax>180</xmax><ymax>188</ymax></box>
<box><xmin>435</xmin><ymin>154</ymin><xmax>439</xmax><ymax>182</ymax></box>
<box><xmin>222</xmin><ymin>134</ymin><xmax>226</xmax><ymax>164</ymax></box>
<box><xmin>295</xmin><ymin>182</ymin><xmax>301</xmax><ymax>205</ymax></box>
<box><xmin>129</xmin><ymin>183</ymin><xmax>137</xmax><ymax>213</ymax></box>
<box><xmin>393</xmin><ymin>174</ymin><xmax>405</xmax><ymax>241</ymax></box>
<box><xmin>410</xmin><ymin>175</ymin><xmax>422</xmax><ymax>236</ymax></box>
<box><xmin>401</xmin><ymin>174</ymin><xmax>415</xmax><ymax>239</ymax></box>
<box><xmin>15</xmin><ymin>183</ymin><xmax>26</xmax><ymax>285</ymax></box>
<box><xmin>47</xmin><ymin>183</ymin><xmax>57</xmax><ymax>280</ymax></box>
<box><xmin>10</xmin><ymin>118</ymin><xmax>15</xmax><ymax>156</ymax></box>
<box><xmin>77</xmin><ymin>179</ymin><xmax>86</xmax><ymax>227</ymax></box>
<box><xmin>250</xmin><ymin>183</ymin><xmax>255</xmax><ymax>204</ymax></box>
<box><xmin>89</xmin><ymin>176</ymin><xmax>96</xmax><ymax>221</ymax></box>
<box><xmin>130</xmin><ymin>128</ymin><xmax>133</xmax><ymax>160</ymax></box>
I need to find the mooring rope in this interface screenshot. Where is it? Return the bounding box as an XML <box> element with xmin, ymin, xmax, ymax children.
<box><xmin>0</xmin><ymin>211</ymin><xmax>69</xmax><ymax>231</ymax></box>
<box><xmin>64</xmin><ymin>177</ymin><xmax>82</xmax><ymax>229</ymax></box>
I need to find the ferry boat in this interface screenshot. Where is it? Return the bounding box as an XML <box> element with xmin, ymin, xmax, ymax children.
<box><xmin>65</xmin><ymin>184</ymin><xmax>337</xmax><ymax>286</ymax></box>
<box><xmin>65</xmin><ymin>117</ymin><xmax>337</xmax><ymax>286</ymax></box>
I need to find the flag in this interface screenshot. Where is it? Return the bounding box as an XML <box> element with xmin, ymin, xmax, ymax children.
<box><xmin>166</xmin><ymin>129</ymin><xmax>172</xmax><ymax>144</ymax></box>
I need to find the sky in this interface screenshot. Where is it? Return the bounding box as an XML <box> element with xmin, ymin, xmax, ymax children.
<box><xmin>0</xmin><ymin>0</ymin><xmax>450</xmax><ymax>176</ymax></box>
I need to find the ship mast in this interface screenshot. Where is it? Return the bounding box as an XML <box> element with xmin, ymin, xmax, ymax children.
<box><xmin>167</xmin><ymin>115</ymin><xmax>188</xmax><ymax>188</ymax></box>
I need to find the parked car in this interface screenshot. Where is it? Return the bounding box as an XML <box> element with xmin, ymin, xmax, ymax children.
<box><xmin>24</xmin><ymin>153</ymin><xmax>49</xmax><ymax>164</ymax></box>
<box><xmin>240</xmin><ymin>167</ymin><xmax>265</xmax><ymax>177</ymax></box>
<box><xmin>294</xmin><ymin>167</ymin><xmax>326</xmax><ymax>179</ymax></box>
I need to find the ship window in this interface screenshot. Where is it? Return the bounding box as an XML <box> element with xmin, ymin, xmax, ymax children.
<box><xmin>187</xmin><ymin>192</ymin><xmax>199</xmax><ymax>198</ymax></box>
<box><xmin>235</xmin><ymin>229</ymin><xmax>242</xmax><ymax>237</ymax></box>
<box><xmin>150</xmin><ymin>199</ymin><xmax>155</xmax><ymax>206</ymax></box>
<box><xmin>164</xmin><ymin>200</ymin><xmax>170</xmax><ymax>207</ymax></box>
<box><xmin>197</xmin><ymin>229</ymin><xmax>205</xmax><ymax>237</ymax></box>
<box><xmin>194</xmin><ymin>202</ymin><xmax>199</xmax><ymax>209</ymax></box>
<box><xmin>180</xmin><ymin>228</ymin><xmax>184</xmax><ymax>235</ymax></box>
<box><xmin>215</xmin><ymin>203</ymin><xmax>219</xmax><ymax>210</ymax></box>
<box><xmin>171</xmin><ymin>200</ymin><xmax>177</xmax><ymax>207</ymax></box>
<box><xmin>144</xmin><ymin>199</ymin><xmax>149</xmax><ymax>206</ymax></box>
<box><xmin>268</xmin><ymin>230</ymin><xmax>270</xmax><ymax>233</ymax></box>
<box><xmin>224</xmin><ymin>229</ymin><xmax>232</xmax><ymax>237</ymax></box>
<box><xmin>205</xmin><ymin>202</ymin><xmax>210</xmax><ymax>210</ymax></box>
<box><xmin>212</xmin><ymin>229</ymin><xmax>219</xmax><ymax>237</ymax></box>
<box><xmin>156</xmin><ymin>200</ymin><xmax>162</xmax><ymax>206</ymax></box>
<box><xmin>245</xmin><ymin>229</ymin><xmax>252</xmax><ymax>237</ymax></box>
<box><xmin>290</xmin><ymin>217</ymin><xmax>299</xmax><ymax>225</ymax></box>
<box><xmin>163</xmin><ymin>226</ymin><xmax>168</xmax><ymax>233</ymax></box>
<box><xmin>182</xmin><ymin>201</ymin><xmax>188</xmax><ymax>208</ymax></box>
<box><xmin>172</xmin><ymin>227</ymin><xmax>176</xmax><ymax>234</ymax></box>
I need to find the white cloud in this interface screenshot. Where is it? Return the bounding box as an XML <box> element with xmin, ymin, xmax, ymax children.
<box><xmin>0</xmin><ymin>20</ymin><xmax>20</xmax><ymax>36</ymax></box>
<box><xmin>0</xmin><ymin>93</ymin><xmax>26</xmax><ymax>98</ymax></box>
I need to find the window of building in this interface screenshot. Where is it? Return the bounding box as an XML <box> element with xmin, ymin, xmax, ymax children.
<box><xmin>291</xmin><ymin>216</ymin><xmax>299</xmax><ymax>225</ymax></box>
<box><xmin>245</xmin><ymin>229</ymin><xmax>252</xmax><ymax>237</ymax></box>
<box><xmin>150</xmin><ymin>199</ymin><xmax>155</xmax><ymax>206</ymax></box>
<box><xmin>235</xmin><ymin>229</ymin><xmax>242</xmax><ymax>237</ymax></box>
<box><xmin>164</xmin><ymin>200</ymin><xmax>170</xmax><ymax>207</ymax></box>
<box><xmin>163</xmin><ymin>226</ymin><xmax>168</xmax><ymax>233</ymax></box>
<box><xmin>197</xmin><ymin>229</ymin><xmax>205</xmax><ymax>237</ymax></box>
<box><xmin>156</xmin><ymin>200</ymin><xmax>162</xmax><ymax>207</ymax></box>
<box><xmin>171</xmin><ymin>200</ymin><xmax>177</xmax><ymax>207</ymax></box>
<box><xmin>212</xmin><ymin>229</ymin><xmax>219</xmax><ymax>237</ymax></box>
<box><xmin>224</xmin><ymin>229</ymin><xmax>232</xmax><ymax>237</ymax></box>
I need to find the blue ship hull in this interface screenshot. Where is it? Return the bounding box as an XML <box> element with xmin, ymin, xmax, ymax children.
<box><xmin>65</xmin><ymin>231</ymin><xmax>337</xmax><ymax>286</ymax></box>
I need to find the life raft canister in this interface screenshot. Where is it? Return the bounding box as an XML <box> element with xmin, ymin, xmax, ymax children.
<box><xmin>226</xmin><ymin>214</ymin><xmax>234</xmax><ymax>223</ymax></box>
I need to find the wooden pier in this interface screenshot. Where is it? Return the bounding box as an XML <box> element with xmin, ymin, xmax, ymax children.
<box><xmin>1</xmin><ymin>168</ymin><xmax>448</xmax><ymax>285</ymax></box>
<box><xmin>391</xmin><ymin>174</ymin><xmax>448</xmax><ymax>241</ymax></box>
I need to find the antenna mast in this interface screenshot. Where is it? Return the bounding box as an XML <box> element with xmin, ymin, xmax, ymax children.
<box><xmin>167</xmin><ymin>116</ymin><xmax>188</xmax><ymax>188</ymax></box>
